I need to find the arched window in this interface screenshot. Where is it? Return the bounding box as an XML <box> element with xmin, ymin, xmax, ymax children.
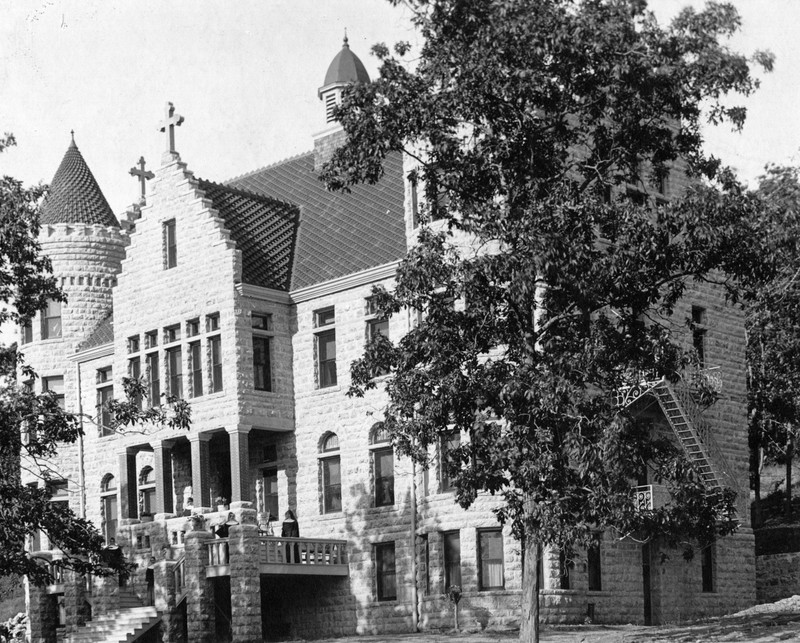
<box><xmin>138</xmin><ymin>466</ymin><xmax>155</xmax><ymax>516</ymax></box>
<box><xmin>318</xmin><ymin>433</ymin><xmax>341</xmax><ymax>513</ymax></box>
<box><xmin>369</xmin><ymin>423</ymin><xmax>394</xmax><ymax>507</ymax></box>
<box><xmin>100</xmin><ymin>474</ymin><xmax>117</xmax><ymax>545</ymax></box>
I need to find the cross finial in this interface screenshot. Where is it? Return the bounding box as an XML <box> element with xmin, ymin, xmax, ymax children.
<box><xmin>158</xmin><ymin>102</ymin><xmax>184</xmax><ymax>154</ymax></box>
<box><xmin>129</xmin><ymin>156</ymin><xmax>154</xmax><ymax>200</ymax></box>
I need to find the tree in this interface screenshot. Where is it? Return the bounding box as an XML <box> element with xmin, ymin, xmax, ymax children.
<box><xmin>322</xmin><ymin>1</ymin><xmax>773</xmax><ymax>639</ymax></box>
<box><xmin>747</xmin><ymin>165</ymin><xmax>800</xmax><ymax>524</ymax></box>
<box><xmin>0</xmin><ymin>133</ymin><xmax>131</xmax><ymax>586</ymax></box>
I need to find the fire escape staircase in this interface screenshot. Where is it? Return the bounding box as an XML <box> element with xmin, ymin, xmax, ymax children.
<box><xmin>617</xmin><ymin>374</ymin><xmax>738</xmax><ymax>496</ymax></box>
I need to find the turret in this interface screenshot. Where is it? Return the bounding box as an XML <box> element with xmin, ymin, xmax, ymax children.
<box><xmin>21</xmin><ymin>134</ymin><xmax>127</xmax><ymax>412</ymax></box>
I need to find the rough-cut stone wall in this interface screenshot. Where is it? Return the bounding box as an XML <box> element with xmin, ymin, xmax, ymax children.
<box><xmin>756</xmin><ymin>552</ymin><xmax>800</xmax><ymax>603</ymax></box>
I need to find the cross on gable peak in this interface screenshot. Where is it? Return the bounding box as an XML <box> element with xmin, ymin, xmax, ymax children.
<box><xmin>129</xmin><ymin>156</ymin><xmax>155</xmax><ymax>200</ymax></box>
<box><xmin>158</xmin><ymin>101</ymin><xmax>184</xmax><ymax>154</ymax></box>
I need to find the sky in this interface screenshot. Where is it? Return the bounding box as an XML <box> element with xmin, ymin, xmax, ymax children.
<box><xmin>0</xmin><ymin>0</ymin><xmax>799</xmax><ymax>216</ymax></box>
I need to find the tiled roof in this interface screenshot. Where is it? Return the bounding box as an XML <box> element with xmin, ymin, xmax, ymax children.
<box><xmin>227</xmin><ymin>150</ymin><xmax>406</xmax><ymax>290</ymax></box>
<box><xmin>40</xmin><ymin>138</ymin><xmax>119</xmax><ymax>227</ymax></box>
<box><xmin>198</xmin><ymin>180</ymin><xmax>299</xmax><ymax>291</ymax></box>
<box><xmin>76</xmin><ymin>309</ymin><xmax>113</xmax><ymax>353</ymax></box>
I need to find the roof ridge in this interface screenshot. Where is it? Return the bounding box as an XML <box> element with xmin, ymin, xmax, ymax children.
<box><xmin>197</xmin><ymin>178</ymin><xmax>300</xmax><ymax>217</ymax></box>
<box><xmin>223</xmin><ymin>149</ymin><xmax>313</xmax><ymax>185</ymax></box>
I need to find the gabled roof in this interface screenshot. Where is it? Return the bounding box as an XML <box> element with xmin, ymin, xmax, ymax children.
<box><xmin>40</xmin><ymin>137</ymin><xmax>119</xmax><ymax>227</ymax></box>
<box><xmin>198</xmin><ymin>180</ymin><xmax>299</xmax><ymax>291</ymax></box>
<box><xmin>76</xmin><ymin>309</ymin><xmax>114</xmax><ymax>353</ymax></box>
<box><xmin>227</xmin><ymin>150</ymin><xmax>406</xmax><ymax>291</ymax></box>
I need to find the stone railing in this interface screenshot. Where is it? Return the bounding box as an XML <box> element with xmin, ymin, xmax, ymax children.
<box><xmin>207</xmin><ymin>538</ymin><xmax>230</xmax><ymax>566</ymax></box>
<box><xmin>259</xmin><ymin>536</ymin><xmax>347</xmax><ymax>566</ymax></box>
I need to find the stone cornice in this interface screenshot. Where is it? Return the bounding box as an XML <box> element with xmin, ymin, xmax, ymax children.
<box><xmin>69</xmin><ymin>343</ymin><xmax>113</xmax><ymax>363</ymax></box>
<box><xmin>289</xmin><ymin>262</ymin><xmax>399</xmax><ymax>303</ymax></box>
<box><xmin>235</xmin><ymin>283</ymin><xmax>292</xmax><ymax>304</ymax></box>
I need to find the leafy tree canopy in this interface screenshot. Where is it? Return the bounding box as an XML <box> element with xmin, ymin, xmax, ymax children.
<box><xmin>323</xmin><ymin>1</ymin><xmax>772</xmax><ymax>636</ymax></box>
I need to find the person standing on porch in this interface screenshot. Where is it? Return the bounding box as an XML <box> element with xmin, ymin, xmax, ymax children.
<box><xmin>281</xmin><ymin>510</ymin><xmax>300</xmax><ymax>562</ymax></box>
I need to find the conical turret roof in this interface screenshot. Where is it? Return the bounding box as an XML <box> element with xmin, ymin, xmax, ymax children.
<box><xmin>40</xmin><ymin>135</ymin><xmax>119</xmax><ymax>227</ymax></box>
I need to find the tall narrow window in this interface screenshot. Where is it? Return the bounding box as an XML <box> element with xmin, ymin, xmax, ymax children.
<box><xmin>43</xmin><ymin>376</ymin><xmax>65</xmax><ymax>410</ymax></box>
<box><xmin>263</xmin><ymin>469</ymin><xmax>279</xmax><ymax>520</ymax></box>
<box><xmin>409</xmin><ymin>173</ymin><xmax>419</xmax><ymax>228</ymax></box>
<box><xmin>588</xmin><ymin>543</ymin><xmax>602</xmax><ymax>591</ymax></box>
<box><xmin>128</xmin><ymin>357</ymin><xmax>142</xmax><ymax>409</ymax></box>
<box><xmin>478</xmin><ymin>529</ymin><xmax>505</xmax><ymax>590</ymax></box>
<box><xmin>558</xmin><ymin>549</ymin><xmax>571</xmax><ymax>590</ymax></box>
<box><xmin>692</xmin><ymin>306</ymin><xmax>707</xmax><ymax>367</ymax></box>
<box><xmin>443</xmin><ymin>530</ymin><xmax>462</xmax><ymax>589</ymax></box>
<box><xmin>163</xmin><ymin>219</ymin><xmax>177</xmax><ymax>269</ymax></box>
<box><xmin>144</xmin><ymin>330</ymin><xmax>158</xmax><ymax>349</ymax></box>
<box><xmin>21</xmin><ymin>321</ymin><xmax>32</xmax><ymax>344</ymax></box>
<box><xmin>101</xmin><ymin>475</ymin><xmax>117</xmax><ymax>545</ymax></box>
<box><xmin>138</xmin><ymin>467</ymin><xmax>156</xmax><ymax>516</ymax></box>
<box><xmin>320</xmin><ymin>433</ymin><xmax>342</xmax><ymax>513</ymax></box>
<box><xmin>47</xmin><ymin>481</ymin><xmax>69</xmax><ymax>550</ymax></box>
<box><xmin>146</xmin><ymin>353</ymin><xmax>160</xmax><ymax>407</ymax></box>
<box><xmin>375</xmin><ymin>542</ymin><xmax>397</xmax><ymax>601</ymax></box>
<box><xmin>167</xmin><ymin>346</ymin><xmax>183</xmax><ymax>398</ymax></box>
<box><xmin>189</xmin><ymin>342</ymin><xmax>203</xmax><ymax>397</ymax></box>
<box><xmin>314</xmin><ymin>307</ymin><xmax>336</xmax><ymax>388</ymax></box>
<box><xmin>370</xmin><ymin>423</ymin><xmax>394</xmax><ymax>507</ymax></box>
<box><xmin>422</xmin><ymin>534</ymin><xmax>431</xmax><ymax>595</ymax></box>
<box><xmin>41</xmin><ymin>299</ymin><xmax>62</xmax><ymax>340</ymax></box>
<box><xmin>209</xmin><ymin>336</ymin><xmax>222</xmax><ymax>392</ymax></box>
<box><xmin>96</xmin><ymin>367</ymin><xmax>114</xmax><ymax>437</ymax></box>
<box><xmin>252</xmin><ymin>313</ymin><xmax>273</xmax><ymax>392</ymax></box>
<box><xmin>440</xmin><ymin>432</ymin><xmax>460</xmax><ymax>492</ymax></box>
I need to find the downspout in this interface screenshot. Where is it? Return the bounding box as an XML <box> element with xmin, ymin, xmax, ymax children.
<box><xmin>75</xmin><ymin>362</ymin><xmax>86</xmax><ymax>519</ymax></box>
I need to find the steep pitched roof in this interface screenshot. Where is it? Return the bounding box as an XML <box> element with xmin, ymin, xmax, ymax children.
<box><xmin>75</xmin><ymin>309</ymin><xmax>114</xmax><ymax>353</ymax></box>
<box><xmin>322</xmin><ymin>38</ymin><xmax>370</xmax><ymax>91</ymax></box>
<box><xmin>198</xmin><ymin>180</ymin><xmax>299</xmax><ymax>291</ymax></box>
<box><xmin>227</xmin><ymin>151</ymin><xmax>406</xmax><ymax>290</ymax></box>
<box><xmin>40</xmin><ymin>137</ymin><xmax>119</xmax><ymax>227</ymax></box>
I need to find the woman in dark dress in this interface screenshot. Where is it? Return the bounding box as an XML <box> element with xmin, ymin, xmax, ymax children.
<box><xmin>281</xmin><ymin>510</ymin><xmax>300</xmax><ymax>562</ymax></box>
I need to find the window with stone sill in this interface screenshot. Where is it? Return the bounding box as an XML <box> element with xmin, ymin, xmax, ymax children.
<box><xmin>252</xmin><ymin>312</ymin><xmax>274</xmax><ymax>392</ymax></box>
<box><xmin>96</xmin><ymin>366</ymin><xmax>114</xmax><ymax>437</ymax></box>
<box><xmin>100</xmin><ymin>474</ymin><xmax>117</xmax><ymax>545</ymax></box>
<box><xmin>41</xmin><ymin>299</ymin><xmax>62</xmax><ymax>340</ymax></box>
<box><xmin>164</xmin><ymin>324</ymin><xmax>181</xmax><ymax>344</ymax></box>
<box><xmin>189</xmin><ymin>341</ymin><xmax>203</xmax><ymax>398</ymax></box>
<box><xmin>128</xmin><ymin>357</ymin><xmax>142</xmax><ymax>409</ymax></box>
<box><xmin>206</xmin><ymin>313</ymin><xmax>220</xmax><ymax>333</ymax></box>
<box><xmin>128</xmin><ymin>335</ymin><xmax>140</xmax><ymax>354</ymax></box>
<box><xmin>319</xmin><ymin>432</ymin><xmax>342</xmax><ymax>514</ymax></box>
<box><xmin>186</xmin><ymin>318</ymin><xmax>200</xmax><ymax>338</ymax></box>
<box><xmin>163</xmin><ymin>219</ymin><xmax>177</xmax><ymax>269</ymax></box>
<box><xmin>439</xmin><ymin>431</ymin><xmax>460</xmax><ymax>492</ymax></box>
<box><xmin>20</xmin><ymin>321</ymin><xmax>32</xmax><ymax>345</ymax></box>
<box><xmin>375</xmin><ymin>542</ymin><xmax>397</xmax><ymax>601</ymax></box>
<box><xmin>138</xmin><ymin>466</ymin><xmax>156</xmax><ymax>517</ymax></box>
<box><xmin>144</xmin><ymin>330</ymin><xmax>158</xmax><ymax>350</ymax></box>
<box><xmin>146</xmin><ymin>352</ymin><xmax>160</xmax><ymax>407</ymax></box>
<box><xmin>209</xmin><ymin>335</ymin><xmax>223</xmax><ymax>393</ymax></box>
<box><xmin>701</xmin><ymin>542</ymin><xmax>716</xmax><ymax>593</ymax></box>
<box><xmin>443</xmin><ymin>530</ymin><xmax>462</xmax><ymax>590</ymax></box>
<box><xmin>478</xmin><ymin>528</ymin><xmax>504</xmax><ymax>590</ymax></box>
<box><xmin>167</xmin><ymin>346</ymin><xmax>183</xmax><ymax>398</ymax></box>
<box><xmin>43</xmin><ymin>375</ymin><xmax>65</xmax><ymax>410</ymax></box>
<box><xmin>370</xmin><ymin>423</ymin><xmax>394</xmax><ymax>507</ymax></box>
<box><xmin>314</xmin><ymin>307</ymin><xmax>336</xmax><ymax>389</ymax></box>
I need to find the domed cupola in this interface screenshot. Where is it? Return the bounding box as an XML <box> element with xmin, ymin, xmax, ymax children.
<box><xmin>318</xmin><ymin>34</ymin><xmax>371</xmax><ymax>124</ymax></box>
<box><xmin>40</xmin><ymin>132</ymin><xmax>119</xmax><ymax>227</ymax></box>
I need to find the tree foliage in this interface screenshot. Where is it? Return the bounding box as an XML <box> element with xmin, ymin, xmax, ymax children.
<box><xmin>747</xmin><ymin>165</ymin><xmax>800</xmax><ymax>522</ymax></box>
<box><xmin>0</xmin><ymin>134</ymin><xmax>132</xmax><ymax>586</ymax></box>
<box><xmin>322</xmin><ymin>1</ymin><xmax>772</xmax><ymax>637</ymax></box>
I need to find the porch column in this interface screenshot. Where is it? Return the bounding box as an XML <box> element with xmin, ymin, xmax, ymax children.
<box><xmin>118</xmin><ymin>449</ymin><xmax>138</xmax><ymax>520</ymax></box>
<box><xmin>189</xmin><ymin>433</ymin><xmax>212</xmax><ymax>509</ymax></box>
<box><xmin>152</xmin><ymin>440</ymin><xmax>175</xmax><ymax>515</ymax></box>
<box><xmin>227</xmin><ymin>425</ymin><xmax>252</xmax><ymax>504</ymax></box>
<box><xmin>184</xmin><ymin>527</ymin><xmax>216</xmax><ymax>643</ymax></box>
<box><xmin>229</xmin><ymin>510</ymin><xmax>262</xmax><ymax>642</ymax></box>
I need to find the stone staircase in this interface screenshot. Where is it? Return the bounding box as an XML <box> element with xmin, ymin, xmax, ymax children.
<box><xmin>67</xmin><ymin>590</ymin><xmax>161</xmax><ymax>643</ymax></box>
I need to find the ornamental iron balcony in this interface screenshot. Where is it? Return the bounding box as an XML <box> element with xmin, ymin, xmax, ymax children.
<box><xmin>632</xmin><ymin>484</ymin><xmax>670</xmax><ymax>512</ymax></box>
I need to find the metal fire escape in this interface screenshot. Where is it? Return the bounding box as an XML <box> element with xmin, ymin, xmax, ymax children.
<box><xmin>617</xmin><ymin>371</ymin><xmax>738</xmax><ymax>495</ymax></box>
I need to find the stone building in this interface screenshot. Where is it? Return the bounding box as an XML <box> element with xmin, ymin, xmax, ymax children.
<box><xmin>22</xmin><ymin>39</ymin><xmax>756</xmax><ymax>643</ymax></box>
